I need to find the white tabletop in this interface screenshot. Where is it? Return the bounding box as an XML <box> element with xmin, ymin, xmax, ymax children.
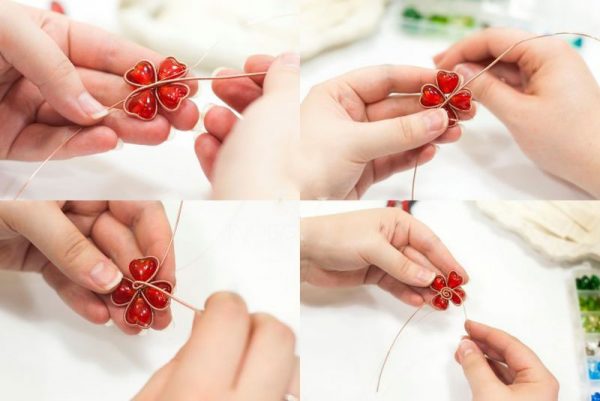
<box><xmin>0</xmin><ymin>201</ymin><xmax>299</xmax><ymax>401</ymax></box>
<box><xmin>300</xmin><ymin>3</ymin><xmax>600</xmax><ymax>200</ymax></box>
<box><xmin>300</xmin><ymin>201</ymin><xmax>584</xmax><ymax>401</ymax></box>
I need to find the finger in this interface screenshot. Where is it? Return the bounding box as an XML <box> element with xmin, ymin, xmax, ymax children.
<box><xmin>41</xmin><ymin>263</ymin><xmax>110</xmax><ymax>324</ymax></box>
<box><xmin>195</xmin><ymin>133</ymin><xmax>221</xmax><ymax>181</ymax></box>
<box><xmin>453</xmin><ymin>63</ymin><xmax>528</xmax><ymax>121</ymax></box>
<box><xmin>287</xmin><ymin>356</ymin><xmax>300</xmax><ymax>399</ymax></box>
<box><xmin>331</xmin><ymin>65</ymin><xmax>438</xmax><ymax>103</ymax></box>
<box><xmin>433</xmin><ymin>126</ymin><xmax>462</xmax><ymax>144</ymax></box>
<box><xmin>376</xmin><ymin>274</ymin><xmax>425</xmax><ymax>306</ymax></box>
<box><xmin>0</xmin><ymin>3</ymin><xmax>107</xmax><ymax>124</ymax></box>
<box><xmin>203</xmin><ymin>106</ymin><xmax>239</xmax><ymax>142</ymax></box>
<box><xmin>262</xmin><ymin>52</ymin><xmax>300</xmax><ymax>96</ymax></box>
<box><xmin>236</xmin><ymin>313</ymin><xmax>296</xmax><ymax>401</ymax></box>
<box><xmin>487</xmin><ymin>358</ymin><xmax>515</xmax><ymax>385</ymax></box>
<box><xmin>402</xmin><ymin>215</ymin><xmax>469</xmax><ymax>281</ymax></box>
<box><xmin>435</xmin><ymin>28</ymin><xmax>536</xmax><ymax>71</ymax></box>
<box><xmin>366</xmin><ymin>95</ymin><xmax>476</xmax><ymax>122</ymax></box>
<box><xmin>133</xmin><ymin>359</ymin><xmax>176</xmax><ymax>401</ymax></box>
<box><xmin>243</xmin><ymin>54</ymin><xmax>276</xmax><ymax>86</ymax></box>
<box><xmin>212</xmin><ymin>68</ymin><xmax>263</xmax><ymax>113</ymax></box>
<box><xmin>6</xmin><ymin>124</ymin><xmax>119</xmax><ymax>161</ymax></box>
<box><xmin>456</xmin><ymin>338</ymin><xmax>502</xmax><ymax>396</ymax></box>
<box><xmin>370</xmin><ymin>144</ymin><xmax>437</xmax><ymax>184</ymax></box>
<box><xmin>362</xmin><ymin>237</ymin><xmax>437</xmax><ymax>287</ymax></box>
<box><xmin>465</xmin><ymin>320</ymin><xmax>555</xmax><ymax>383</ymax></box>
<box><xmin>4</xmin><ymin>202</ymin><xmax>123</xmax><ymax>293</ymax></box>
<box><xmin>349</xmin><ymin>108</ymin><xmax>449</xmax><ymax>162</ymax></box>
<box><xmin>169</xmin><ymin>293</ymin><xmax>251</xmax><ymax>395</ymax></box>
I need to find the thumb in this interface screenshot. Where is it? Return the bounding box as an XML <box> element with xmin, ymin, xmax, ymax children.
<box><xmin>6</xmin><ymin>202</ymin><xmax>122</xmax><ymax>294</ymax></box>
<box><xmin>349</xmin><ymin>108</ymin><xmax>448</xmax><ymax>162</ymax></box>
<box><xmin>456</xmin><ymin>338</ymin><xmax>502</xmax><ymax>396</ymax></box>
<box><xmin>454</xmin><ymin>63</ymin><xmax>526</xmax><ymax>122</ymax></box>
<box><xmin>263</xmin><ymin>52</ymin><xmax>300</xmax><ymax>96</ymax></box>
<box><xmin>0</xmin><ymin>5</ymin><xmax>108</xmax><ymax>125</ymax></box>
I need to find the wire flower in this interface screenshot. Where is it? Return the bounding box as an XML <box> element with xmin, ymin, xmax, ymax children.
<box><xmin>123</xmin><ymin>57</ymin><xmax>190</xmax><ymax>121</ymax></box>
<box><xmin>419</xmin><ymin>71</ymin><xmax>473</xmax><ymax>127</ymax></box>
<box><xmin>430</xmin><ymin>270</ymin><xmax>466</xmax><ymax>311</ymax></box>
<box><xmin>111</xmin><ymin>257</ymin><xmax>173</xmax><ymax>328</ymax></box>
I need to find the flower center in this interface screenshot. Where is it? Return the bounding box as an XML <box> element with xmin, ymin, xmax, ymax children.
<box><xmin>440</xmin><ymin>287</ymin><xmax>452</xmax><ymax>300</ymax></box>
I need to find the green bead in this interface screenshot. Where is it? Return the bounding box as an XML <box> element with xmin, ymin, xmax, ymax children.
<box><xmin>582</xmin><ymin>276</ymin><xmax>592</xmax><ymax>290</ymax></box>
<box><xmin>577</xmin><ymin>278</ymin><xmax>584</xmax><ymax>289</ymax></box>
<box><xmin>591</xmin><ymin>275</ymin><xmax>600</xmax><ymax>290</ymax></box>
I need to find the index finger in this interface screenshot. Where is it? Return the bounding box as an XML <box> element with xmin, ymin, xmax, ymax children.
<box><xmin>328</xmin><ymin>65</ymin><xmax>438</xmax><ymax>104</ymax></box>
<box><xmin>465</xmin><ymin>320</ymin><xmax>554</xmax><ymax>384</ymax></box>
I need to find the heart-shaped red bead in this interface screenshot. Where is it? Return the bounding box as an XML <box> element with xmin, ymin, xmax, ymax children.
<box><xmin>432</xmin><ymin>294</ymin><xmax>449</xmax><ymax>310</ymax></box>
<box><xmin>158</xmin><ymin>57</ymin><xmax>188</xmax><ymax>81</ymax></box>
<box><xmin>124</xmin><ymin>89</ymin><xmax>158</xmax><ymax>121</ymax></box>
<box><xmin>448</xmin><ymin>89</ymin><xmax>472</xmax><ymax>111</ymax></box>
<box><xmin>420</xmin><ymin>85</ymin><xmax>445</xmax><ymax>108</ymax></box>
<box><xmin>129</xmin><ymin>257</ymin><xmax>159</xmax><ymax>282</ymax></box>
<box><xmin>157</xmin><ymin>84</ymin><xmax>190</xmax><ymax>111</ymax></box>
<box><xmin>126</xmin><ymin>295</ymin><xmax>153</xmax><ymax>328</ymax></box>
<box><xmin>436</xmin><ymin>70</ymin><xmax>460</xmax><ymax>94</ymax></box>
<box><xmin>111</xmin><ymin>278</ymin><xmax>135</xmax><ymax>306</ymax></box>
<box><xmin>447</xmin><ymin>271</ymin><xmax>464</xmax><ymax>288</ymax></box>
<box><xmin>143</xmin><ymin>281</ymin><xmax>173</xmax><ymax>310</ymax></box>
<box><xmin>125</xmin><ymin>60</ymin><xmax>156</xmax><ymax>87</ymax></box>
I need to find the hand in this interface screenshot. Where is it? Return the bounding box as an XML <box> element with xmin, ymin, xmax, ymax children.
<box><xmin>134</xmin><ymin>292</ymin><xmax>299</xmax><ymax>401</ymax></box>
<box><xmin>195</xmin><ymin>53</ymin><xmax>299</xmax><ymax>199</ymax></box>
<box><xmin>456</xmin><ymin>320</ymin><xmax>559</xmax><ymax>401</ymax></box>
<box><xmin>0</xmin><ymin>201</ymin><xmax>175</xmax><ymax>334</ymax></box>
<box><xmin>435</xmin><ymin>27</ymin><xmax>600</xmax><ymax>197</ymax></box>
<box><xmin>0</xmin><ymin>1</ymin><xmax>199</xmax><ymax>161</ymax></box>
<box><xmin>300</xmin><ymin>65</ymin><xmax>476</xmax><ymax>199</ymax></box>
<box><xmin>300</xmin><ymin>208</ymin><xmax>468</xmax><ymax>306</ymax></box>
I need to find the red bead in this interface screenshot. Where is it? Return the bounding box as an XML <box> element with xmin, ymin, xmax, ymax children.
<box><xmin>143</xmin><ymin>281</ymin><xmax>173</xmax><ymax>310</ymax></box>
<box><xmin>432</xmin><ymin>294</ymin><xmax>449</xmax><ymax>310</ymax></box>
<box><xmin>50</xmin><ymin>1</ymin><xmax>65</xmax><ymax>14</ymax></box>
<box><xmin>125</xmin><ymin>61</ymin><xmax>156</xmax><ymax>87</ymax></box>
<box><xmin>125</xmin><ymin>295</ymin><xmax>153</xmax><ymax>328</ymax></box>
<box><xmin>431</xmin><ymin>275</ymin><xmax>447</xmax><ymax>291</ymax></box>
<box><xmin>111</xmin><ymin>278</ymin><xmax>135</xmax><ymax>306</ymax></box>
<box><xmin>420</xmin><ymin>84</ymin><xmax>445</xmax><ymax>108</ymax></box>
<box><xmin>451</xmin><ymin>287</ymin><xmax>466</xmax><ymax>305</ymax></box>
<box><xmin>436</xmin><ymin>71</ymin><xmax>460</xmax><ymax>94</ymax></box>
<box><xmin>444</xmin><ymin>106</ymin><xmax>458</xmax><ymax>128</ymax></box>
<box><xmin>449</xmin><ymin>90</ymin><xmax>472</xmax><ymax>111</ymax></box>
<box><xmin>157</xmin><ymin>84</ymin><xmax>190</xmax><ymax>111</ymax></box>
<box><xmin>129</xmin><ymin>257</ymin><xmax>159</xmax><ymax>282</ymax></box>
<box><xmin>124</xmin><ymin>89</ymin><xmax>158</xmax><ymax>121</ymax></box>
<box><xmin>158</xmin><ymin>57</ymin><xmax>188</xmax><ymax>81</ymax></box>
<box><xmin>447</xmin><ymin>271</ymin><xmax>464</xmax><ymax>289</ymax></box>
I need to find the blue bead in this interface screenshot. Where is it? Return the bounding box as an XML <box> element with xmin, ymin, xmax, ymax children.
<box><xmin>591</xmin><ymin>392</ymin><xmax>600</xmax><ymax>401</ymax></box>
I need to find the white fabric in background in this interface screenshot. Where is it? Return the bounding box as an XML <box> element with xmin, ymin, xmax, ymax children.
<box><xmin>477</xmin><ymin>201</ymin><xmax>600</xmax><ymax>263</ymax></box>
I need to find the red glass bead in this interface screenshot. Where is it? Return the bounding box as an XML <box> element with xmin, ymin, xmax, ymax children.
<box><xmin>436</xmin><ymin>71</ymin><xmax>460</xmax><ymax>94</ymax></box>
<box><xmin>447</xmin><ymin>271</ymin><xmax>464</xmax><ymax>289</ymax></box>
<box><xmin>420</xmin><ymin>84</ymin><xmax>445</xmax><ymax>108</ymax></box>
<box><xmin>129</xmin><ymin>257</ymin><xmax>159</xmax><ymax>282</ymax></box>
<box><xmin>157</xmin><ymin>84</ymin><xmax>190</xmax><ymax>111</ymax></box>
<box><xmin>449</xmin><ymin>90</ymin><xmax>472</xmax><ymax>111</ymax></box>
<box><xmin>431</xmin><ymin>275</ymin><xmax>447</xmax><ymax>291</ymax></box>
<box><xmin>125</xmin><ymin>295</ymin><xmax>153</xmax><ymax>328</ymax></box>
<box><xmin>50</xmin><ymin>1</ymin><xmax>65</xmax><ymax>14</ymax></box>
<box><xmin>444</xmin><ymin>106</ymin><xmax>458</xmax><ymax>128</ymax></box>
<box><xmin>125</xmin><ymin>61</ymin><xmax>156</xmax><ymax>87</ymax></box>
<box><xmin>432</xmin><ymin>294</ymin><xmax>449</xmax><ymax>311</ymax></box>
<box><xmin>429</xmin><ymin>271</ymin><xmax>467</xmax><ymax>311</ymax></box>
<box><xmin>143</xmin><ymin>281</ymin><xmax>173</xmax><ymax>310</ymax></box>
<box><xmin>158</xmin><ymin>57</ymin><xmax>188</xmax><ymax>81</ymax></box>
<box><xmin>124</xmin><ymin>89</ymin><xmax>158</xmax><ymax>121</ymax></box>
<box><xmin>111</xmin><ymin>278</ymin><xmax>135</xmax><ymax>306</ymax></box>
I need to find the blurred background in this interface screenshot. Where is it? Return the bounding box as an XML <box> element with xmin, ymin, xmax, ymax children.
<box><xmin>301</xmin><ymin>0</ymin><xmax>600</xmax><ymax>200</ymax></box>
<box><xmin>0</xmin><ymin>0</ymin><xmax>297</xmax><ymax>199</ymax></box>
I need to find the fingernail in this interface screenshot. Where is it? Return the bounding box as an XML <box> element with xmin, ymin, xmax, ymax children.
<box><xmin>416</xmin><ymin>268</ymin><xmax>436</xmax><ymax>285</ymax></box>
<box><xmin>457</xmin><ymin>339</ymin><xmax>477</xmax><ymax>363</ymax></box>
<box><xmin>78</xmin><ymin>92</ymin><xmax>108</xmax><ymax>120</ymax></box>
<box><xmin>423</xmin><ymin>109</ymin><xmax>447</xmax><ymax>132</ymax></box>
<box><xmin>279</xmin><ymin>52</ymin><xmax>300</xmax><ymax>68</ymax></box>
<box><xmin>90</xmin><ymin>261</ymin><xmax>122</xmax><ymax>291</ymax></box>
<box><xmin>454</xmin><ymin>64</ymin><xmax>476</xmax><ymax>81</ymax></box>
<box><xmin>211</xmin><ymin>67</ymin><xmax>228</xmax><ymax>77</ymax></box>
<box><xmin>104</xmin><ymin>319</ymin><xmax>114</xmax><ymax>327</ymax></box>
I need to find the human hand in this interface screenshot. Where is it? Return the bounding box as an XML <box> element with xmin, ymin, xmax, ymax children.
<box><xmin>195</xmin><ymin>53</ymin><xmax>299</xmax><ymax>199</ymax></box>
<box><xmin>435</xmin><ymin>27</ymin><xmax>600</xmax><ymax>197</ymax></box>
<box><xmin>300</xmin><ymin>208</ymin><xmax>468</xmax><ymax>306</ymax></box>
<box><xmin>456</xmin><ymin>320</ymin><xmax>559</xmax><ymax>401</ymax></box>
<box><xmin>299</xmin><ymin>65</ymin><xmax>476</xmax><ymax>199</ymax></box>
<box><xmin>134</xmin><ymin>292</ymin><xmax>299</xmax><ymax>401</ymax></box>
<box><xmin>0</xmin><ymin>201</ymin><xmax>175</xmax><ymax>334</ymax></box>
<box><xmin>0</xmin><ymin>1</ymin><xmax>199</xmax><ymax>161</ymax></box>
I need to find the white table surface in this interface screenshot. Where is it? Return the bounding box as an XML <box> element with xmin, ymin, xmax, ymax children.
<box><xmin>300</xmin><ymin>2</ymin><xmax>600</xmax><ymax>200</ymax></box>
<box><xmin>0</xmin><ymin>201</ymin><xmax>299</xmax><ymax>401</ymax></box>
<box><xmin>300</xmin><ymin>201</ymin><xmax>585</xmax><ymax>401</ymax></box>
